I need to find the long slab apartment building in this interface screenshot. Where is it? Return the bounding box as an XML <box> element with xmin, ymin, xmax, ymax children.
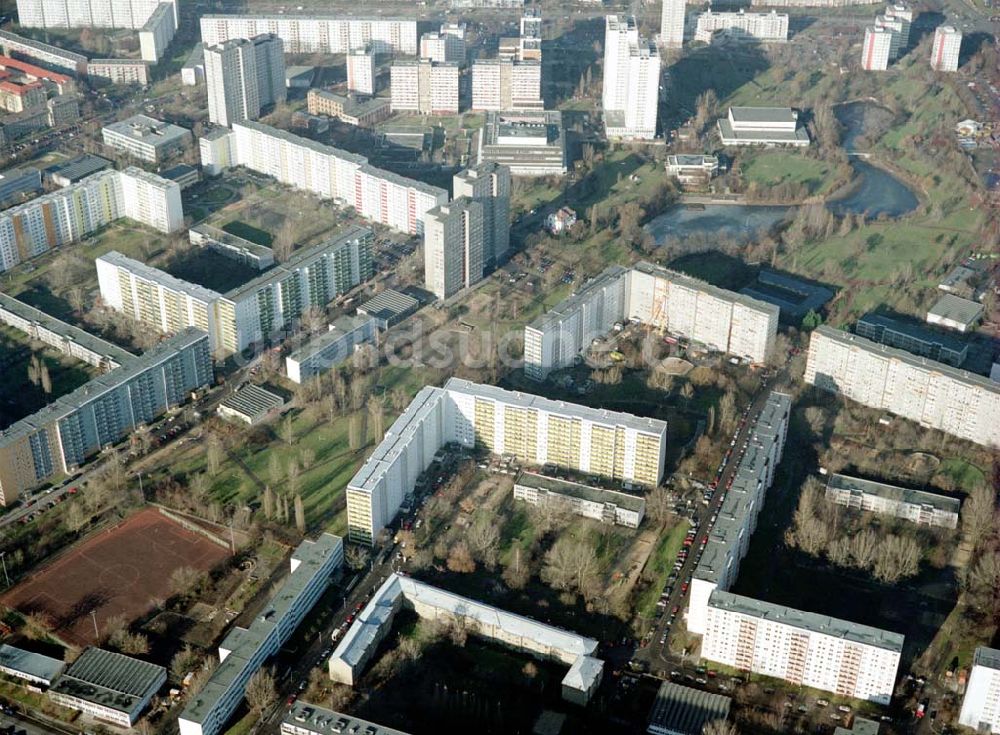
<box><xmin>346</xmin><ymin>377</ymin><xmax>667</xmax><ymax>544</ymax></box>
<box><xmin>200</xmin><ymin>15</ymin><xmax>417</xmax><ymax>55</ymax></box>
<box><xmin>524</xmin><ymin>261</ymin><xmax>779</xmax><ymax>381</ymax></box>
<box><xmin>0</xmin><ymin>167</ymin><xmax>182</xmax><ymax>274</ymax></box>
<box><xmin>203</xmin><ymin>121</ymin><xmax>447</xmax><ymax>236</ymax></box>
<box><xmin>805</xmin><ymin>325</ymin><xmax>1000</xmax><ymax>449</ymax></box>
<box><xmin>97</xmin><ymin>225</ymin><xmax>374</xmax><ymax>357</ymax></box>
<box><xmin>0</xmin><ymin>329</ymin><xmax>211</xmax><ymax>504</ymax></box>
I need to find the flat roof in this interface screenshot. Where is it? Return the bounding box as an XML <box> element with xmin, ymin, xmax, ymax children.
<box><xmin>835</xmin><ymin>717</ymin><xmax>880</xmax><ymax>735</ymax></box>
<box><xmin>286</xmin><ymin>315</ymin><xmax>376</xmax><ymax>363</ymax></box>
<box><xmin>98</xmin><ymin>251</ymin><xmax>221</xmax><ymax>304</ymax></box>
<box><xmin>739</xmin><ymin>269</ymin><xmax>834</xmax><ymax>318</ymax></box>
<box><xmin>45</xmin><ymin>154</ymin><xmax>111</xmax><ymax>183</ymax></box>
<box><xmin>709</xmin><ymin>590</ymin><xmax>904</xmax><ymax>652</ymax></box>
<box><xmin>526</xmin><ymin>264</ymin><xmax>629</xmax><ymax>334</ymax></box>
<box><xmin>0</xmin><ymin>30</ymin><xmax>88</xmax><ymax>64</ymax></box>
<box><xmin>190</xmin><ymin>223</ymin><xmax>274</xmax><ymax>259</ymax></box>
<box><xmin>515</xmin><ymin>471</ymin><xmax>646</xmax><ymax>512</ymax></box>
<box><xmin>444</xmin><ymin>376</ymin><xmax>668</xmax><ymax>436</ymax></box>
<box><xmin>0</xmin><ymin>54</ymin><xmax>71</xmax><ymax>83</ymax></box>
<box><xmin>667</xmin><ymin>154</ymin><xmax>718</xmax><ymax>166</ymax></box>
<box><xmin>49</xmin><ymin>647</ymin><xmax>165</xmax><ymax>715</ymax></box>
<box><xmin>729</xmin><ymin>106</ymin><xmax>798</xmax><ymax>124</ymax></box>
<box><xmin>0</xmin><ymin>644</ymin><xmax>65</xmax><ymax>682</ymax></box>
<box><xmin>827</xmin><ymin>474</ymin><xmax>960</xmax><ymax>515</ymax></box>
<box><xmin>718</xmin><ymin>117</ymin><xmax>810</xmax><ymax>144</ymax></box>
<box><xmin>648</xmin><ymin>681</ymin><xmax>731</xmax><ymax>735</ymax></box>
<box><xmin>974</xmin><ymin>646</ymin><xmax>1000</xmax><ymax>671</ymax></box>
<box><xmin>284</xmin><ymin>702</ymin><xmax>410</xmax><ymax>735</ymax></box>
<box><xmin>201</xmin><ymin>13</ymin><xmax>416</xmax><ymax>22</ymax></box>
<box><xmin>358</xmin><ymin>288</ymin><xmax>419</xmax><ymax>321</ymax></box>
<box><xmin>104</xmin><ymin>115</ymin><xmax>190</xmax><ymax>147</ymax></box>
<box><xmin>310</xmin><ymin>89</ymin><xmax>390</xmax><ymax>117</ymax></box>
<box><xmin>219</xmin><ymin>384</ymin><xmax>284</xmax><ymax>419</ymax></box>
<box><xmin>814</xmin><ymin>325</ymin><xmax>998</xmax><ymax>393</ymax></box>
<box><xmin>633</xmin><ymin>261</ymin><xmax>781</xmax><ymax>319</ymax></box>
<box><xmin>857</xmin><ymin>313</ymin><xmax>968</xmax><ymax>354</ymax></box>
<box><xmin>928</xmin><ymin>293</ymin><xmax>983</xmax><ymax>325</ymax></box>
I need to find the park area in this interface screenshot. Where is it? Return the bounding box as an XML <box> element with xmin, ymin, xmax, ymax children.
<box><xmin>0</xmin><ymin>508</ymin><xmax>230</xmax><ymax>647</ymax></box>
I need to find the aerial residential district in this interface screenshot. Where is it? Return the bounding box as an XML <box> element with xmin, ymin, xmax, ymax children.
<box><xmin>0</xmin><ymin>0</ymin><xmax>995</xmax><ymax>733</ymax></box>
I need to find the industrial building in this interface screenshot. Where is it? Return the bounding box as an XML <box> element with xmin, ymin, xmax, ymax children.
<box><xmin>102</xmin><ymin>114</ymin><xmax>191</xmax><ymax>163</ymax></box>
<box><xmin>285</xmin><ymin>315</ymin><xmax>378</xmax><ymax>384</ymax></box>
<box><xmin>199</xmin><ymin>15</ymin><xmax>418</xmax><ymax>55</ymax></box>
<box><xmin>694</xmin><ymin>10</ymin><xmax>789</xmax><ymax>43</ymax></box>
<box><xmin>825</xmin><ymin>474</ymin><xmax>960</xmax><ymax>529</ymax></box>
<box><xmin>686</xmin><ymin>392</ymin><xmax>792</xmax><ymax>634</ymax></box>
<box><xmin>46</xmin><ymin>648</ymin><xmax>166</xmax><ymax>727</ymax></box>
<box><xmin>804</xmin><ymin>325</ymin><xmax>1000</xmax><ymax>448</ymax></box>
<box><xmin>179</xmin><ymin>534</ymin><xmax>343</xmax><ymax>735</ymax></box>
<box><xmin>329</xmin><ymin>573</ymin><xmax>604</xmax><ymax>704</ymax></box>
<box><xmin>602</xmin><ymin>16</ymin><xmax>660</xmax><ymax>140</ymax></box>
<box><xmin>959</xmin><ymin>647</ymin><xmax>1000</xmax><ymax>733</ymax></box>
<box><xmin>513</xmin><ymin>471</ymin><xmax>646</xmax><ymax>528</ymax></box>
<box><xmin>855</xmin><ymin>312</ymin><xmax>969</xmax><ymax>367</ymax></box>
<box><xmin>702</xmin><ymin>591</ymin><xmax>903</xmax><ymax>704</ymax></box>
<box><xmin>477</xmin><ymin>111</ymin><xmax>567</xmax><ymax>176</ymax></box>
<box><xmin>717</xmin><ymin>107</ymin><xmax>810</xmax><ymax>147</ymax></box>
<box><xmin>346</xmin><ymin>377</ymin><xmax>666</xmax><ymax>544</ymax></box>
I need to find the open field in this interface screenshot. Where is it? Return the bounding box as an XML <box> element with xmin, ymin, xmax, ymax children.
<box><xmin>740</xmin><ymin>151</ymin><xmax>842</xmax><ymax>196</ymax></box>
<box><xmin>1</xmin><ymin>508</ymin><xmax>230</xmax><ymax>646</ymax></box>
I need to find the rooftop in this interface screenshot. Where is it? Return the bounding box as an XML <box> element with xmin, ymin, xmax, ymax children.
<box><xmin>357</xmin><ymin>288</ymin><xmax>419</xmax><ymax>322</ymax></box>
<box><xmin>310</xmin><ymin>90</ymin><xmax>390</xmax><ymax>118</ymax></box>
<box><xmin>219</xmin><ymin>384</ymin><xmax>284</xmax><ymax>419</ymax></box>
<box><xmin>648</xmin><ymin>681</ymin><xmax>732</xmax><ymax>735</ymax></box>
<box><xmin>634</xmin><ymin>261</ymin><xmax>782</xmax><ymax>319</ymax></box>
<box><xmin>0</xmin><ymin>55</ymin><xmax>71</xmax><ymax>83</ymax></box>
<box><xmin>709</xmin><ymin>590</ymin><xmax>905</xmax><ymax>652</ymax></box>
<box><xmin>0</xmin><ymin>644</ymin><xmax>65</xmax><ymax>682</ymax></box>
<box><xmin>0</xmin><ymin>30</ymin><xmax>88</xmax><ymax>64</ymax></box>
<box><xmin>190</xmin><ymin>223</ymin><xmax>274</xmax><ymax>260</ymax></box>
<box><xmin>514</xmin><ymin>470</ymin><xmax>646</xmax><ymax>512</ymax></box>
<box><xmin>286</xmin><ymin>315</ymin><xmax>376</xmax><ymax>363</ymax></box>
<box><xmin>526</xmin><ymin>264</ymin><xmax>629</xmax><ymax>334</ymax></box>
<box><xmin>974</xmin><ymin>646</ymin><xmax>1000</xmax><ymax>671</ymax></box>
<box><xmin>283</xmin><ymin>701</ymin><xmax>410</xmax><ymax>735</ymax></box>
<box><xmin>98</xmin><ymin>251</ymin><xmax>221</xmax><ymax>304</ymax></box>
<box><xmin>827</xmin><ymin>474</ymin><xmax>961</xmax><ymax>515</ymax></box>
<box><xmin>835</xmin><ymin>717</ymin><xmax>880</xmax><ymax>735</ymax></box>
<box><xmin>857</xmin><ymin>313</ymin><xmax>968</xmax><ymax>354</ymax></box>
<box><xmin>927</xmin><ymin>293</ymin><xmax>983</xmax><ymax>326</ymax></box>
<box><xmin>729</xmin><ymin>106</ymin><xmax>798</xmax><ymax>124</ymax></box>
<box><xmin>44</xmin><ymin>154</ymin><xmax>111</xmax><ymax>183</ymax></box>
<box><xmin>49</xmin><ymin>648</ymin><xmax>165</xmax><ymax>715</ymax></box>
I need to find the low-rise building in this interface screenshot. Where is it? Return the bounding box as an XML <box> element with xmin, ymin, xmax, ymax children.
<box><xmin>0</xmin><ymin>30</ymin><xmax>88</xmax><ymax>76</ymax></box>
<box><xmin>665</xmin><ymin>154</ymin><xmax>719</xmax><ymax>187</ymax></box>
<box><xmin>938</xmin><ymin>263</ymin><xmax>979</xmax><ymax>298</ymax></box>
<box><xmin>181</xmin><ymin>44</ymin><xmax>205</xmax><ymax>85</ymax></box>
<box><xmin>47</xmin><ymin>648</ymin><xmax>166</xmax><ymax>727</ymax></box>
<box><xmin>0</xmin><ymin>165</ymin><xmax>41</xmax><ymax>206</ymax></box>
<box><xmin>855</xmin><ymin>312</ymin><xmax>968</xmax><ymax>367</ymax></box>
<box><xmin>647</xmin><ymin>681</ymin><xmax>731</xmax><ymax>735</ymax></box>
<box><xmin>545</xmin><ymin>206</ymin><xmax>577</xmax><ymax>234</ymax></box>
<box><xmin>738</xmin><ymin>269</ymin><xmax>834</xmax><ymax>323</ymax></box>
<box><xmin>285</xmin><ymin>315</ymin><xmax>378</xmax><ymax>384</ymax></box>
<box><xmin>217</xmin><ymin>384</ymin><xmax>285</xmax><ymax>425</ymax></box>
<box><xmin>926</xmin><ymin>293</ymin><xmax>983</xmax><ymax>333</ymax></box>
<box><xmin>717</xmin><ymin>107</ymin><xmax>810</xmax><ymax>147</ymax></box>
<box><xmin>835</xmin><ymin>717</ymin><xmax>881</xmax><ymax>735</ymax></box>
<box><xmin>282</xmin><ymin>703</ymin><xmax>409</xmax><ymax>735</ymax></box>
<box><xmin>102</xmin><ymin>114</ymin><xmax>192</xmax><ymax>163</ymax></box>
<box><xmin>189</xmin><ymin>224</ymin><xmax>275</xmax><ymax>270</ymax></box>
<box><xmin>285</xmin><ymin>65</ymin><xmax>315</xmax><ymax>89</ymax></box>
<box><xmin>329</xmin><ymin>573</ymin><xmax>604</xmax><ymax>704</ymax></box>
<box><xmin>161</xmin><ymin>164</ymin><xmax>201</xmax><ymax>190</ymax></box>
<box><xmin>513</xmin><ymin>471</ymin><xmax>646</xmax><ymax>528</ymax></box>
<box><xmin>825</xmin><ymin>473</ymin><xmax>960</xmax><ymax>529</ymax></box>
<box><xmin>45</xmin><ymin>154</ymin><xmax>111</xmax><ymax>186</ymax></box>
<box><xmin>306</xmin><ymin>89</ymin><xmax>391</xmax><ymax>127</ymax></box>
<box><xmin>478</xmin><ymin>110</ymin><xmax>567</xmax><ymax>176</ymax></box>
<box><xmin>959</xmin><ymin>647</ymin><xmax>1000</xmax><ymax>733</ymax></box>
<box><xmin>0</xmin><ymin>644</ymin><xmax>65</xmax><ymax>687</ymax></box>
<box><xmin>357</xmin><ymin>289</ymin><xmax>420</xmax><ymax>329</ymax></box>
<box><xmin>0</xmin><ymin>55</ymin><xmax>74</xmax><ymax>94</ymax></box>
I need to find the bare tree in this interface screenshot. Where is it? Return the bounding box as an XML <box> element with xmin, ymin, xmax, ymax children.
<box><xmin>282</xmin><ymin>415</ymin><xmax>295</xmax><ymax>446</ymax></box>
<box><xmin>263</xmin><ymin>485</ymin><xmax>275</xmax><ymax>520</ymax></box>
<box><xmin>348</xmin><ymin>412</ymin><xmax>364</xmax><ymax>451</ymax></box>
<box><xmin>294</xmin><ymin>494</ymin><xmax>306</xmax><ymax>533</ymax></box>
<box><xmin>466</xmin><ymin>513</ymin><xmax>500</xmax><ymax>568</ymax></box>
<box><xmin>446</xmin><ymin>542</ymin><xmax>476</xmax><ymax>573</ymax></box>
<box><xmin>848</xmin><ymin>529</ymin><xmax>879</xmax><ymax>570</ymax></box>
<box><xmin>645</xmin><ymin>486</ymin><xmax>672</xmax><ymax>526</ymax></box>
<box><xmin>368</xmin><ymin>396</ymin><xmax>385</xmax><ymax>443</ymax></box>
<box><xmin>344</xmin><ymin>544</ymin><xmax>370</xmax><ymax>571</ymax></box>
<box><xmin>542</xmin><ymin>537</ymin><xmax>600</xmax><ymax>600</ymax></box>
<box><xmin>963</xmin><ymin>484</ymin><xmax>997</xmax><ymax>551</ymax></box>
<box><xmin>206</xmin><ymin>433</ymin><xmax>224</xmax><ymax>476</ymax></box>
<box><xmin>170</xmin><ymin>566</ymin><xmax>202</xmax><ymax>596</ymax></box>
<box><xmin>702</xmin><ymin>720</ymin><xmax>739</xmax><ymax>735</ymax></box>
<box><xmin>502</xmin><ymin>546</ymin><xmax>531</xmax><ymax>590</ymax></box>
<box><xmin>245</xmin><ymin>667</ymin><xmax>278</xmax><ymax>714</ymax></box>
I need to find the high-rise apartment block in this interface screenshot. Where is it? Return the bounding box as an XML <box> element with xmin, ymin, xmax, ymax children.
<box><xmin>200</xmin><ymin>15</ymin><xmax>417</xmax><ymax>55</ymax></box>
<box><xmin>346</xmin><ymin>377</ymin><xmax>667</xmax><ymax>544</ymax></box>
<box><xmin>471</xmin><ymin>59</ymin><xmax>543</xmax><ymax>111</ymax></box>
<box><xmin>524</xmin><ymin>262</ymin><xmax>778</xmax><ymax>381</ymax></box>
<box><xmin>420</xmin><ymin>25</ymin><xmax>465</xmax><ymax>64</ymax></box>
<box><xmin>0</xmin><ymin>329</ymin><xmax>211</xmax><ymax>504</ymax></box>
<box><xmin>804</xmin><ymin>325</ymin><xmax>1000</xmax><ymax>448</ymax></box>
<box><xmin>16</xmin><ymin>0</ymin><xmax>176</xmax><ymax>30</ymax></box>
<box><xmin>960</xmin><ymin>648</ymin><xmax>1000</xmax><ymax>733</ymax></box>
<box><xmin>518</xmin><ymin>9</ymin><xmax>542</xmax><ymax>60</ymax></box>
<box><xmin>694</xmin><ymin>10</ymin><xmax>789</xmax><ymax>43</ymax></box>
<box><xmin>702</xmin><ymin>591</ymin><xmax>903</xmax><ymax>705</ymax></box>
<box><xmin>206</xmin><ymin>121</ymin><xmax>448</xmax><ymax>235</ymax></box>
<box><xmin>862</xmin><ymin>27</ymin><xmax>892</xmax><ymax>71</ymax></box>
<box><xmin>931</xmin><ymin>25</ymin><xmax>961</xmax><ymax>71</ymax></box>
<box><xmin>346</xmin><ymin>45</ymin><xmax>375</xmax><ymax>96</ymax></box>
<box><xmin>687</xmin><ymin>392</ymin><xmax>791</xmax><ymax>634</ymax></box>
<box><xmin>874</xmin><ymin>15</ymin><xmax>904</xmax><ymax>58</ymax></box>
<box><xmin>602</xmin><ymin>15</ymin><xmax>660</xmax><ymax>140</ymax></box>
<box><xmin>390</xmin><ymin>59</ymin><xmax>459</xmax><ymax>114</ymax></box>
<box><xmin>423</xmin><ymin>197</ymin><xmax>484</xmax><ymax>300</ymax></box>
<box><xmin>660</xmin><ymin>0</ymin><xmax>686</xmax><ymax>48</ymax></box>
<box><xmin>205</xmin><ymin>34</ymin><xmax>286</xmax><ymax>128</ymax></box>
<box><xmin>0</xmin><ymin>167</ymin><xmax>182</xmax><ymax>274</ymax></box>
<box><xmin>452</xmin><ymin>162</ymin><xmax>511</xmax><ymax>269</ymax></box>
<box><xmin>884</xmin><ymin>3</ymin><xmax>912</xmax><ymax>46</ymax></box>
<box><xmin>97</xmin><ymin>227</ymin><xmax>374</xmax><ymax>357</ymax></box>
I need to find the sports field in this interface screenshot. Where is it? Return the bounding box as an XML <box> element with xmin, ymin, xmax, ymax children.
<box><xmin>1</xmin><ymin>508</ymin><xmax>229</xmax><ymax>646</ymax></box>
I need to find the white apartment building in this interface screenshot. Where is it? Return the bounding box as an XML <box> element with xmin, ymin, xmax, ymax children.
<box><xmin>874</xmin><ymin>15</ymin><xmax>904</xmax><ymax>58</ymax></box>
<box><xmin>199</xmin><ymin>127</ymin><xmax>236</xmax><ymax>176</ymax></box>
<box><xmin>687</xmin><ymin>392</ymin><xmax>791</xmax><ymax>634</ymax></box>
<box><xmin>524</xmin><ymin>261</ymin><xmax>778</xmax><ymax>381</ymax></box>
<box><xmin>0</xmin><ymin>167</ymin><xmax>181</xmax><ymax>273</ymax></box>
<box><xmin>825</xmin><ymin>473</ymin><xmax>960</xmax><ymax>530</ymax></box>
<box><xmin>931</xmin><ymin>25</ymin><xmax>961</xmax><ymax>71</ymax></box>
<box><xmin>694</xmin><ymin>10</ymin><xmax>789</xmax><ymax>43</ymax></box>
<box><xmin>137</xmin><ymin>2</ymin><xmax>176</xmax><ymax>62</ymax></box>
<box><xmin>199</xmin><ymin>15</ymin><xmax>418</xmax><ymax>55</ymax></box>
<box><xmin>420</xmin><ymin>29</ymin><xmax>465</xmax><ymax>63</ymax></box>
<box><xmin>861</xmin><ymin>26</ymin><xmax>892</xmax><ymax>70</ymax></box>
<box><xmin>884</xmin><ymin>3</ymin><xmax>912</xmax><ymax>46</ymax></box>
<box><xmin>285</xmin><ymin>315</ymin><xmax>377</xmax><ymax>384</ymax></box>
<box><xmin>513</xmin><ymin>471</ymin><xmax>646</xmax><ymax>528</ymax></box>
<box><xmin>87</xmin><ymin>59</ymin><xmax>150</xmax><ymax>85</ymax></box>
<box><xmin>390</xmin><ymin>59</ymin><xmax>459</xmax><ymax>114</ymax></box>
<box><xmin>471</xmin><ymin>59</ymin><xmax>543</xmax><ymax>111</ymax></box>
<box><xmin>453</xmin><ymin>162</ymin><xmax>511</xmax><ymax>268</ymax></box>
<box><xmin>959</xmin><ymin>647</ymin><xmax>1000</xmax><ymax>733</ymax></box>
<box><xmin>805</xmin><ymin>325</ymin><xmax>1000</xmax><ymax>449</ymax></box>
<box><xmin>602</xmin><ymin>15</ymin><xmax>660</xmax><ymax>140</ymax></box>
<box><xmin>220</xmin><ymin>121</ymin><xmax>448</xmax><ymax>235</ymax></box>
<box><xmin>205</xmin><ymin>34</ymin><xmax>286</xmax><ymax>128</ymax></box>
<box><xmin>661</xmin><ymin>0</ymin><xmax>686</xmax><ymax>48</ymax></box>
<box><xmin>179</xmin><ymin>535</ymin><xmax>343</xmax><ymax>735</ymax></box>
<box><xmin>703</xmin><ymin>591</ymin><xmax>903</xmax><ymax>705</ymax></box>
<box><xmin>346</xmin><ymin>46</ymin><xmax>375</xmax><ymax>96</ymax></box>
<box><xmin>16</xmin><ymin>0</ymin><xmax>176</xmax><ymax>30</ymax></box>
<box><xmin>423</xmin><ymin>197</ymin><xmax>485</xmax><ymax>300</ymax></box>
<box><xmin>346</xmin><ymin>378</ymin><xmax>667</xmax><ymax>544</ymax></box>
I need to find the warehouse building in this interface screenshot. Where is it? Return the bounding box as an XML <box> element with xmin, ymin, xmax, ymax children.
<box><xmin>717</xmin><ymin>107</ymin><xmax>810</xmax><ymax>147</ymax></box>
<box><xmin>47</xmin><ymin>647</ymin><xmax>166</xmax><ymax>727</ymax></box>
<box><xmin>357</xmin><ymin>289</ymin><xmax>420</xmax><ymax>330</ymax></box>
<box><xmin>285</xmin><ymin>315</ymin><xmax>378</xmax><ymax>384</ymax></box>
<box><xmin>926</xmin><ymin>293</ymin><xmax>983</xmax><ymax>333</ymax></box>
<box><xmin>179</xmin><ymin>534</ymin><xmax>343</xmax><ymax>735</ymax></box>
<box><xmin>217</xmin><ymin>384</ymin><xmax>285</xmax><ymax>425</ymax></box>
<box><xmin>825</xmin><ymin>473</ymin><xmax>960</xmax><ymax>529</ymax></box>
<box><xmin>647</xmin><ymin>681</ymin><xmax>731</xmax><ymax>735</ymax></box>
<box><xmin>513</xmin><ymin>471</ymin><xmax>646</xmax><ymax>528</ymax></box>
<box><xmin>329</xmin><ymin>573</ymin><xmax>603</xmax><ymax>704</ymax></box>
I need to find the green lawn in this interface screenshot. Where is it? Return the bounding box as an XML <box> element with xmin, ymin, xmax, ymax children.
<box><xmin>937</xmin><ymin>458</ymin><xmax>987</xmax><ymax>493</ymax></box>
<box><xmin>741</xmin><ymin>151</ymin><xmax>839</xmax><ymax>195</ymax></box>
<box><xmin>636</xmin><ymin>521</ymin><xmax>688</xmax><ymax>620</ymax></box>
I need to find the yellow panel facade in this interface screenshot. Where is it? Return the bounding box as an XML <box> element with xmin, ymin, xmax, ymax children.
<box><xmin>546</xmin><ymin>415</ymin><xmax>581</xmax><ymax>470</ymax></box>
<box><xmin>474</xmin><ymin>398</ymin><xmax>496</xmax><ymax>452</ymax></box>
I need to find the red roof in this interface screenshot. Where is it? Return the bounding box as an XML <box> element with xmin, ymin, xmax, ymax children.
<box><xmin>0</xmin><ymin>79</ymin><xmax>43</xmax><ymax>95</ymax></box>
<box><xmin>0</xmin><ymin>55</ymin><xmax>71</xmax><ymax>84</ymax></box>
